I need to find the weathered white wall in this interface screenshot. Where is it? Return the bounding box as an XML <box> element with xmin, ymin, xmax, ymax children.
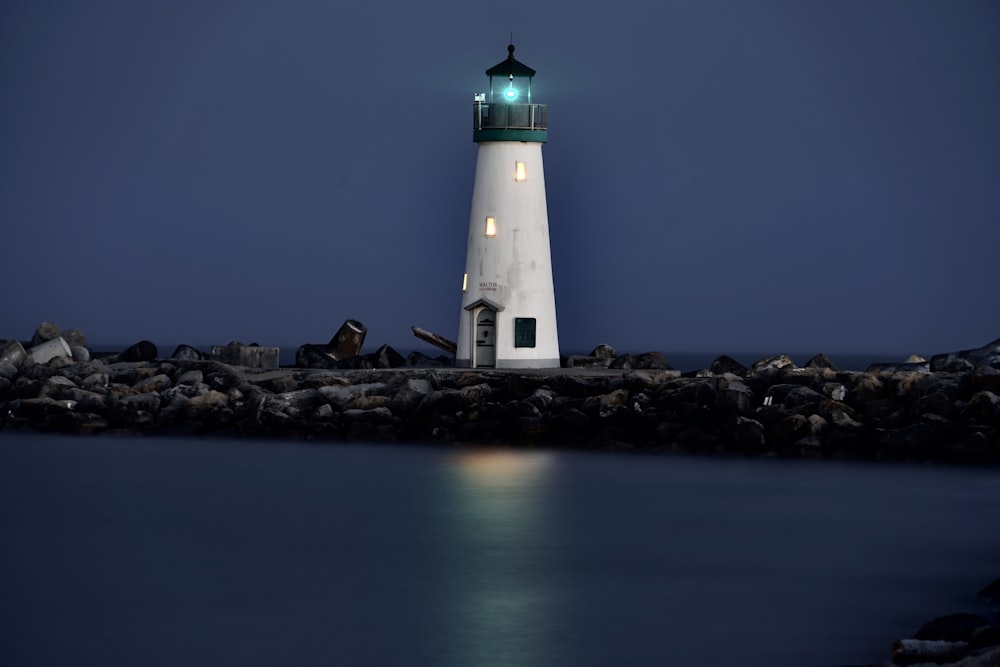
<box><xmin>456</xmin><ymin>141</ymin><xmax>560</xmax><ymax>368</ymax></box>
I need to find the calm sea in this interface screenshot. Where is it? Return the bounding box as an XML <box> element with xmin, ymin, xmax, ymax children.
<box><xmin>1</xmin><ymin>433</ymin><xmax>998</xmax><ymax>666</ymax></box>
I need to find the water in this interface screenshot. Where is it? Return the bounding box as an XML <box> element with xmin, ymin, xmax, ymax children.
<box><xmin>1</xmin><ymin>433</ymin><xmax>998</xmax><ymax>667</ymax></box>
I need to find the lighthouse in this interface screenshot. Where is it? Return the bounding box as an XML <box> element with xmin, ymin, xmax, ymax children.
<box><xmin>456</xmin><ymin>44</ymin><xmax>560</xmax><ymax>369</ymax></box>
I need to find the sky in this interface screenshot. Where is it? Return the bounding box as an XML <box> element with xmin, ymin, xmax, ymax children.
<box><xmin>1</xmin><ymin>0</ymin><xmax>998</xmax><ymax>360</ymax></box>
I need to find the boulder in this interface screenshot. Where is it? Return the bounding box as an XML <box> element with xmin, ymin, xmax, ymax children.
<box><xmin>119</xmin><ymin>340</ymin><xmax>158</xmax><ymax>362</ymax></box>
<box><xmin>62</xmin><ymin>328</ymin><xmax>87</xmax><ymax>348</ymax></box>
<box><xmin>804</xmin><ymin>353</ymin><xmax>838</xmax><ymax>371</ymax></box>
<box><xmin>750</xmin><ymin>354</ymin><xmax>796</xmax><ymax>374</ymax></box>
<box><xmin>27</xmin><ymin>337</ymin><xmax>72</xmax><ymax>365</ymax></box>
<box><xmin>711</xmin><ymin>355</ymin><xmax>748</xmax><ymax>376</ymax></box>
<box><xmin>367</xmin><ymin>344</ymin><xmax>406</xmax><ymax>369</ymax></box>
<box><xmin>71</xmin><ymin>346</ymin><xmax>90</xmax><ymax>363</ymax></box>
<box><xmin>714</xmin><ymin>374</ymin><xmax>754</xmax><ymax>416</ymax></box>
<box><xmin>931</xmin><ymin>337</ymin><xmax>1000</xmax><ymax>372</ymax></box>
<box><xmin>390</xmin><ymin>378</ymin><xmax>433</xmax><ymax>414</ymax></box>
<box><xmin>29</xmin><ymin>321</ymin><xmax>61</xmax><ymax>347</ymax></box>
<box><xmin>296</xmin><ymin>344</ymin><xmax>339</xmax><ymax>369</ymax></box>
<box><xmin>1</xmin><ymin>340</ymin><xmax>27</xmax><ymax>367</ymax></box>
<box><xmin>171</xmin><ymin>345</ymin><xmax>209</xmax><ymax>361</ymax></box>
<box><xmin>589</xmin><ymin>344</ymin><xmax>617</xmax><ymax>359</ymax></box>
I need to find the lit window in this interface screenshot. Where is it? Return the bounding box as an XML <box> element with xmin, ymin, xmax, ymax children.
<box><xmin>462</xmin><ymin>273</ymin><xmax>468</xmax><ymax>292</ymax></box>
<box><xmin>485</xmin><ymin>216</ymin><xmax>496</xmax><ymax>237</ymax></box>
<box><xmin>515</xmin><ymin>162</ymin><xmax>526</xmax><ymax>182</ymax></box>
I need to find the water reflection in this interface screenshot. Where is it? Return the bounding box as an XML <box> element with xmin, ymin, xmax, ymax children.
<box><xmin>433</xmin><ymin>449</ymin><xmax>556</xmax><ymax>667</ymax></box>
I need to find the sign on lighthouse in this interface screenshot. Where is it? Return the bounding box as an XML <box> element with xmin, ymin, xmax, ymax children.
<box><xmin>456</xmin><ymin>44</ymin><xmax>560</xmax><ymax>369</ymax></box>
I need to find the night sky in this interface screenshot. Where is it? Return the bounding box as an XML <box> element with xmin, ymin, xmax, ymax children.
<box><xmin>2</xmin><ymin>1</ymin><xmax>998</xmax><ymax>360</ymax></box>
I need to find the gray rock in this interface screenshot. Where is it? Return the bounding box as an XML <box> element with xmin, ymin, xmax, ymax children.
<box><xmin>1</xmin><ymin>340</ymin><xmax>27</xmax><ymax>367</ymax></box>
<box><xmin>391</xmin><ymin>378</ymin><xmax>433</xmax><ymax>413</ymax></box>
<box><xmin>27</xmin><ymin>338</ymin><xmax>72</xmax><ymax>365</ymax></box>
<box><xmin>176</xmin><ymin>370</ymin><xmax>204</xmax><ymax>385</ymax></box>
<box><xmin>30</xmin><ymin>321</ymin><xmax>61</xmax><ymax>347</ymax></box>
<box><xmin>0</xmin><ymin>360</ymin><xmax>19</xmax><ymax>380</ymax></box>
<box><xmin>62</xmin><ymin>328</ymin><xmax>87</xmax><ymax>348</ymax></box>
<box><xmin>71</xmin><ymin>346</ymin><xmax>90</xmax><ymax>363</ymax></box>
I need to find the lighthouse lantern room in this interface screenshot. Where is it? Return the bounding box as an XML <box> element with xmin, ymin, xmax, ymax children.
<box><xmin>457</xmin><ymin>44</ymin><xmax>560</xmax><ymax>368</ymax></box>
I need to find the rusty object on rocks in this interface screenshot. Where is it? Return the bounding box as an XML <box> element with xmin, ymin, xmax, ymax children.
<box><xmin>411</xmin><ymin>326</ymin><xmax>457</xmax><ymax>356</ymax></box>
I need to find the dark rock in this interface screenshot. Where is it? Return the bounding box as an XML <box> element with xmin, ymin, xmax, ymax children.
<box><xmin>296</xmin><ymin>344</ymin><xmax>339</xmax><ymax>369</ymax></box>
<box><xmin>589</xmin><ymin>343</ymin><xmax>617</xmax><ymax>359</ymax></box>
<box><xmin>171</xmin><ymin>345</ymin><xmax>208</xmax><ymax>361</ymax></box>
<box><xmin>867</xmin><ymin>361</ymin><xmax>930</xmax><ymax>373</ymax></box>
<box><xmin>931</xmin><ymin>337</ymin><xmax>1000</xmax><ymax>372</ymax></box>
<box><xmin>119</xmin><ymin>340</ymin><xmax>158</xmax><ymax>362</ymax></box>
<box><xmin>564</xmin><ymin>355</ymin><xmax>613</xmax><ymax>369</ymax></box>
<box><xmin>30</xmin><ymin>321</ymin><xmax>61</xmax><ymax>347</ymax></box>
<box><xmin>767</xmin><ymin>384</ymin><xmax>826</xmax><ymax>409</ymax></box>
<box><xmin>714</xmin><ymin>374</ymin><xmax>754</xmax><ymax>416</ymax></box>
<box><xmin>406</xmin><ymin>351</ymin><xmax>451</xmax><ymax>367</ymax></box>
<box><xmin>750</xmin><ymin>354</ymin><xmax>796</xmax><ymax>374</ymax></box>
<box><xmin>768</xmin><ymin>413</ymin><xmax>813</xmax><ymax>446</ymax></box>
<box><xmin>391</xmin><ymin>378</ymin><xmax>433</xmax><ymax>414</ymax></box>
<box><xmin>1</xmin><ymin>340</ymin><xmax>27</xmax><ymax>367</ymax></box>
<box><xmin>70</xmin><ymin>346</ymin><xmax>90</xmax><ymax>363</ymax></box>
<box><xmin>367</xmin><ymin>344</ymin><xmax>406</xmax><ymax>369</ymax></box>
<box><xmin>914</xmin><ymin>613</ymin><xmax>992</xmax><ymax>642</ymax></box>
<box><xmin>711</xmin><ymin>355</ymin><xmax>748</xmax><ymax>376</ymax></box>
<box><xmin>611</xmin><ymin>351</ymin><xmax>671</xmax><ymax>370</ymax></box>
<box><xmin>0</xmin><ymin>361</ymin><xmax>19</xmax><ymax>381</ymax></box>
<box><xmin>804</xmin><ymin>353</ymin><xmax>838</xmax><ymax>371</ymax></box>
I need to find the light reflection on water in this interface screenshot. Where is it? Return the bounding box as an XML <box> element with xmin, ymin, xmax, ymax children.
<box><xmin>0</xmin><ymin>434</ymin><xmax>998</xmax><ymax>667</ymax></box>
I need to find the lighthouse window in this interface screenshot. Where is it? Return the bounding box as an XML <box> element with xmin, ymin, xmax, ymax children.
<box><xmin>462</xmin><ymin>273</ymin><xmax>468</xmax><ymax>292</ymax></box>
<box><xmin>514</xmin><ymin>318</ymin><xmax>536</xmax><ymax>348</ymax></box>
<box><xmin>485</xmin><ymin>216</ymin><xmax>497</xmax><ymax>237</ymax></box>
<box><xmin>515</xmin><ymin>162</ymin><xmax>527</xmax><ymax>182</ymax></box>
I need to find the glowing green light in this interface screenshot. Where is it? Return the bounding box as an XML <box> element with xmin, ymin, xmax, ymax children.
<box><xmin>504</xmin><ymin>87</ymin><xmax>518</xmax><ymax>101</ymax></box>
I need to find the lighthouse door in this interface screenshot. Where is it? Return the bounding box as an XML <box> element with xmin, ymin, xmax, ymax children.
<box><xmin>474</xmin><ymin>308</ymin><xmax>496</xmax><ymax>368</ymax></box>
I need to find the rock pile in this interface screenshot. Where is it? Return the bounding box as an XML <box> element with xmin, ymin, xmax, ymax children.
<box><xmin>1</xmin><ymin>324</ymin><xmax>998</xmax><ymax>463</ymax></box>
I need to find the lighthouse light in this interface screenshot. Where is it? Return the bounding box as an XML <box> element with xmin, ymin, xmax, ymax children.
<box><xmin>515</xmin><ymin>162</ymin><xmax>526</xmax><ymax>182</ymax></box>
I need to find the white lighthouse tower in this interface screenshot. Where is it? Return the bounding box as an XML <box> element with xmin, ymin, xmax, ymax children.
<box><xmin>456</xmin><ymin>44</ymin><xmax>560</xmax><ymax>369</ymax></box>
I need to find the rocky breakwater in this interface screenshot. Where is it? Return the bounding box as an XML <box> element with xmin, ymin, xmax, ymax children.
<box><xmin>1</xmin><ymin>326</ymin><xmax>999</xmax><ymax>463</ymax></box>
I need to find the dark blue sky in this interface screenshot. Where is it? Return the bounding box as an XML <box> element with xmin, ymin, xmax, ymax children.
<box><xmin>2</xmin><ymin>1</ymin><xmax>998</xmax><ymax>358</ymax></box>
